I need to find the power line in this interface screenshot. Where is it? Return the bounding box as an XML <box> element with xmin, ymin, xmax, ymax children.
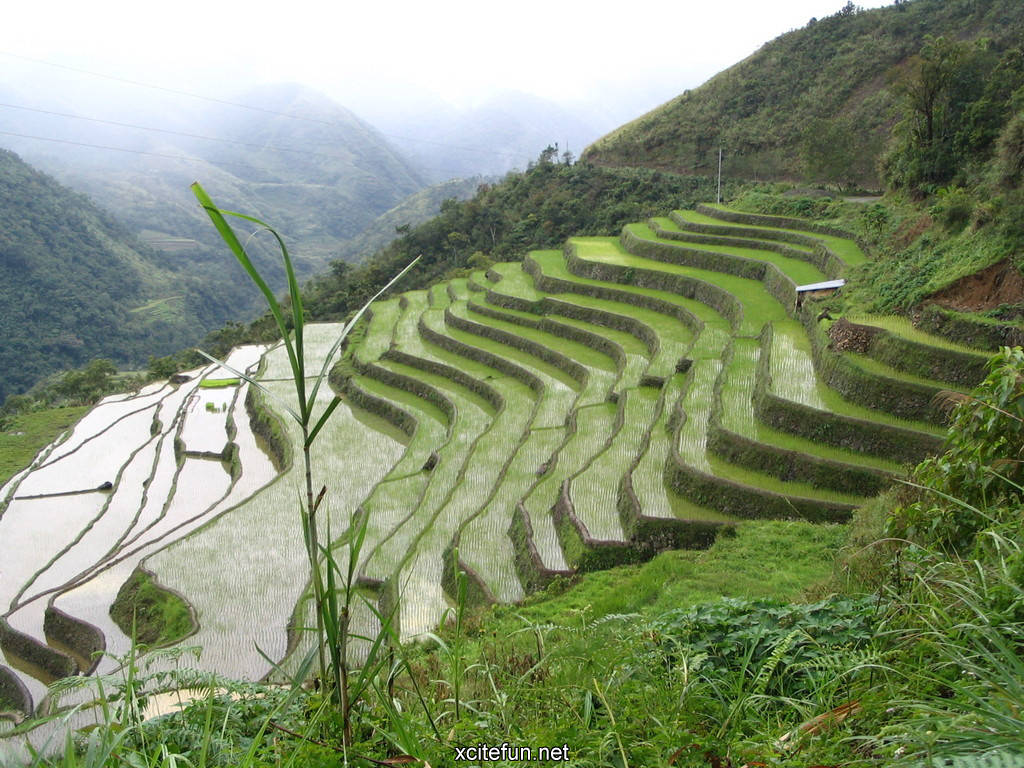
<box><xmin>0</xmin><ymin>129</ymin><xmax>510</xmax><ymax>189</ymax></box>
<box><xmin>0</xmin><ymin>51</ymin><xmax>337</xmax><ymax>124</ymax></box>
<box><xmin>0</xmin><ymin>129</ymin><xmax>265</xmax><ymax>171</ymax></box>
<box><xmin>0</xmin><ymin>128</ymin><xmax>514</xmax><ymax>181</ymax></box>
<box><xmin>0</xmin><ymin>101</ymin><xmax>533</xmax><ymax>175</ymax></box>
<box><xmin>0</xmin><ymin>101</ymin><xmax>357</xmax><ymax>161</ymax></box>
<box><xmin>0</xmin><ymin>50</ymin><xmax>534</xmax><ymax>163</ymax></box>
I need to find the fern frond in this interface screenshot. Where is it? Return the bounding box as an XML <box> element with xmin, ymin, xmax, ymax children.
<box><xmin>753</xmin><ymin>628</ymin><xmax>803</xmax><ymax>697</ymax></box>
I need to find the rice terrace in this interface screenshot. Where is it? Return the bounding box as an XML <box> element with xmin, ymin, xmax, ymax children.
<box><xmin>0</xmin><ymin>199</ymin><xmax>993</xmax><ymax>741</ymax></box>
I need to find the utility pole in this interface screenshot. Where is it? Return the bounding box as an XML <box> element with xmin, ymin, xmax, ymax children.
<box><xmin>717</xmin><ymin>148</ymin><xmax>723</xmax><ymax>204</ymax></box>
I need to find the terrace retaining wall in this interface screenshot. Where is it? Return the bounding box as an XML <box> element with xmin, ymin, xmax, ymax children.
<box><xmin>485</xmin><ymin>288</ymin><xmax>541</xmax><ymax>315</ymax></box>
<box><xmin>565</xmin><ymin>245</ymin><xmax>746</xmax><ymax>333</ymax></box>
<box><xmin>337</xmin><ymin>376</ymin><xmax>418</xmax><ymax>438</ymax></box>
<box><xmin>803</xmin><ymin>309</ymin><xmax>949</xmax><ymax>425</ymax></box>
<box><xmin>445</xmin><ymin>307</ymin><xmax>589</xmax><ymax>386</ymax></box>
<box><xmin>622</xmin><ymin>227</ymin><xmax>798</xmax><ymax>313</ymax></box>
<box><xmin>526</xmin><ymin>250</ymin><xmax>704</xmax><ymax>338</ymax></box>
<box><xmin>916</xmin><ymin>304</ymin><xmax>1024</xmax><ymax>353</ymax></box>
<box><xmin>665</xmin><ymin>368</ymin><xmax>855</xmax><ymax>523</ymax></box>
<box><xmin>617</xmin><ymin>383</ymin><xmax>724</xmax><ymax>553</ymax></box>
<box><xmin>0</xmin><ymin>664</ymin><xmax>31</xmax><ymax>716</ymax></box>
<box><xmin>706</xmin><ymin>422</ymin><xmax>893</xmax><ymax>497</ymax></box>
<box><xmin>441</xmin><ymin>539</ymin><xmax>497</xmax><ymax>608</ymax></box>
<box><xmin>835</xmin><ymin>319</ymin><xmax>989</xmax><ymax>388</ymax></box>
<box><xmin>357</xmin><ymin>361</ymin><xmax>456</xmax><ymax>425</ymax></box>
<box><xmin>542</xmin><ymin>298</ymin><xmax>660</xmax><ymax>357</ymax></box>
<box><xmin>694</xmin><ymin>203</ymin><xmax>871</xmax><ymax>257</ymax></box>
<box><xmin>0</xmin><ymin>618</ymin><xmax>76</xmax><ymax>684</ymax></box>
<box><xmin>245</xmin><ymin>386</ymin><xmax>291</xmax><ymax>472</ymax></box>
<box><xmin>509</xmin><ymin>503</ymin><xmax>574</xmax><ymax>592</ymax></box>
<box><xmin>669</xmin><ymin>210</ymin><xmax>846</xmax><ymax>277</ymax></box>
<box><xmin>617</xmin><ymin>471</ymin><xmax>722</xmax><ymax>554</ymax></box>
<box><xmin>553</xmin><ymin>479</ymin><xmax>639</xmax><ymax>572</ymax></box>
<box><xmin>656</xmin><ymin>224</ymin><xmax>838</xmax><ymax>278</ymax></box>
<box><xmin>753</xmin><ymin>325</ymin><xmax>943</xmax><ymax>464</ymax></box>
<box><xmin>381</xmin><ymin>349</ymin><xmax>505</xmax><ymax>413</ymax></box>
<box><xmin>418</xmin><ymin>316</ymin><xmax>546</xmax><ymax>399</ymax></box>
<box><xmin>708</xmin><ymin>342</ymin><xmax>893</xmax><ymax>496</ymax></box>
<box><xmin>43</xmin><ymin>605</ymin><xmax>104</xmax><ymax>675</ymax></box>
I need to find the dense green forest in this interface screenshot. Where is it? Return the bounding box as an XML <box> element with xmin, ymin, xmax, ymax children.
<box><xmin>0</xmin><ymin>148</ymin><xmax>259</xmax><ymax>401</ymax></box>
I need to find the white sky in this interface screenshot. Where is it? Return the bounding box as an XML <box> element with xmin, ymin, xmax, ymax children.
<box><xmin>1</xmin><ymin>0</ymin><xmax>893</xmax><ymax>118</ymax></box>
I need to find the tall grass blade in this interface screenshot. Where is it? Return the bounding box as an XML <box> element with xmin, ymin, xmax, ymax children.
<box><xmin>190</xmin><ymin>183</ymin><xmax>305</xmax><ymax>416</ymax></box>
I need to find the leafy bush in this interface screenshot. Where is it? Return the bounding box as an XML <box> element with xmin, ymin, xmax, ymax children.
<box><xmin>929</xmin><ymin>186</ymin><xmax>975</xmax><ymax>232</ymax></box>
<box><xmin>729</xmin><ymin>190</ymin><xmax>835</xmax><ymax>219</ymax></box>
<box><xmin>651</xmin><ymin>596</ymin><xmax>879</xmax><ymax>695</ymax></box>
<box><xmin>890</xmin><ymin>346</ymin><xmax>1024</xmax><ymax>552</ymax></box>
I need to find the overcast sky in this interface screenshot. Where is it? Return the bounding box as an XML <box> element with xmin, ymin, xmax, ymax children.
<box><xmin>2</xmin><ymin>0</ymin><xmax>893</xmax><ymax>122</ymax></box>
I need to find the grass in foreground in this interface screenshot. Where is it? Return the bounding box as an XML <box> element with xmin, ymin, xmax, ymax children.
<box><xmin>490</xmin><ymin>518</ymin><xmax>846</xmax><ymax>631</ymax></box>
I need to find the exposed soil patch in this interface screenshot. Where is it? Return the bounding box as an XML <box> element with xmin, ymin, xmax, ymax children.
<box><xmin>929</xmin><ymin>259</ymin><xmax>1024</xmax><ymax>313</ymax></box>
<box><xmin>828</xmin><ymin>318</ymin><xmax>882</xmax><ymax>353</ymax></box>
<box><xmin>892</xmin><ymin>212</ymin><xmax>934</xmax><ymax>249</ymax></box>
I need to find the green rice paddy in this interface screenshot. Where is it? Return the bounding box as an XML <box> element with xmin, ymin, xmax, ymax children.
<box><xmin>577</xmin><ymin>232</ymin><xmax>788</xmax><ymax>336</ymax></box>
<box><xmin>650</xmin><ymin>217</ymin><xmax>826</xmax><ymax>285</ymax></box>
<box><xmin>847</xmin><ymin>314</ymin><xmax>990</xmax><ymax>355</ymax></box>
<box><xmin>197</xmin><ymin>377</ymin><xmax>240</xmax><ymax>389</ymax></box>
<box><xmin>769</xmin><ymin>321</ymin><xmax>945</xmax><ymax>435</ymax></box>
<box><xmin>571</xmin><ymin>388</ymin><xmax>660</xmax><ymax>541</ymax></box>
<box><xmin>459</xmin><ymin>427</ymin><xmax>565</xmax><ymax>600</ymax></box>
<box><xmin>2</xmin><ymin>205</ymin><xmax>977</xmax><ymax>715</ymax></box>
<box><xmin>700</xmin><ymin>203</ymin><xmax>868</xmax><ymax>266</ymax></box>
<box><xmin>671</xmin><ymin>209</ymin><xmax>819</xmax><ymax>254</ymax></box>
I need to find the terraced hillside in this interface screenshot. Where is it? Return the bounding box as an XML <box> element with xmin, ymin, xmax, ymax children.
<box><xmin>0</xmin><ymin>204</ymin><xmax>988</xmax><ymax>728</ymax></box>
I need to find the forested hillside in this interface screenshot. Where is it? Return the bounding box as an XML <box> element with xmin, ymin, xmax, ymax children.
<box><xmin>584</xmin><ymin>0</ymin><xmax>1024</xmax><ymax>189</ymax></box>
<box><xmin>301</xmin><ymin>157</ymin><xmax>743</xmax><ymax>321</ymax></box>
<box><xmin>2</xmin><ymin>83</ymin><xmax>427</xmax><ymax>262</ymax></box>
<box><xmin>0</xmin><ymin>149</ymin><xmax>251</xmax><ymax>400</ymax></box>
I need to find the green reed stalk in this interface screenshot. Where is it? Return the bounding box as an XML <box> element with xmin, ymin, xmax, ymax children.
<box><xmin>190</xmin><ymin>182</ymin><xmax>417</xmax><ymax>710</ymax></box>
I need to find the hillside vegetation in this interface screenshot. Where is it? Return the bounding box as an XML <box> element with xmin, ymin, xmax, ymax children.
<box><xmin>584</xmin><ymin>0</ymin><xmax>1024</xmax><ymax>189</ymax></box>
<box><xmin>0</xmin><ymin>149</ymin><xmax>255</xmax><ymax>401</ymax></box>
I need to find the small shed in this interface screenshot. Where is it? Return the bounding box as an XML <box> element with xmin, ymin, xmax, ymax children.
<box><xmin>796</xmin><ymin>279</ymin><xmax>845</xmax><ymax>306</ymax></box>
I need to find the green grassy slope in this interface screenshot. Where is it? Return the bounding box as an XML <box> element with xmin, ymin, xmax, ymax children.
<box><xmin>582</xmin><ymin>0</ymin><xmax>1024</xmax><ymax>187</ymax></box>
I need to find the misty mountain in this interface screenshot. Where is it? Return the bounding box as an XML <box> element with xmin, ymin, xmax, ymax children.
<box><xmin>367</xmin><ymin>90</ymin><xmax>602</xmax><ymax>182</ymax></box>
<box><xmin>0</xmin><ymin>148</ymin><xmax>250</xmax><ymax>400</ymax></box>
<box><xmin>0</xmin><ymin>83</ymin><xmax>427</xmax><ymax>282</ymax></box>
<box><xmin>335</xmin><ymin>175</ymin><xmax>491</xmax><ymax>263</ymax></box>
